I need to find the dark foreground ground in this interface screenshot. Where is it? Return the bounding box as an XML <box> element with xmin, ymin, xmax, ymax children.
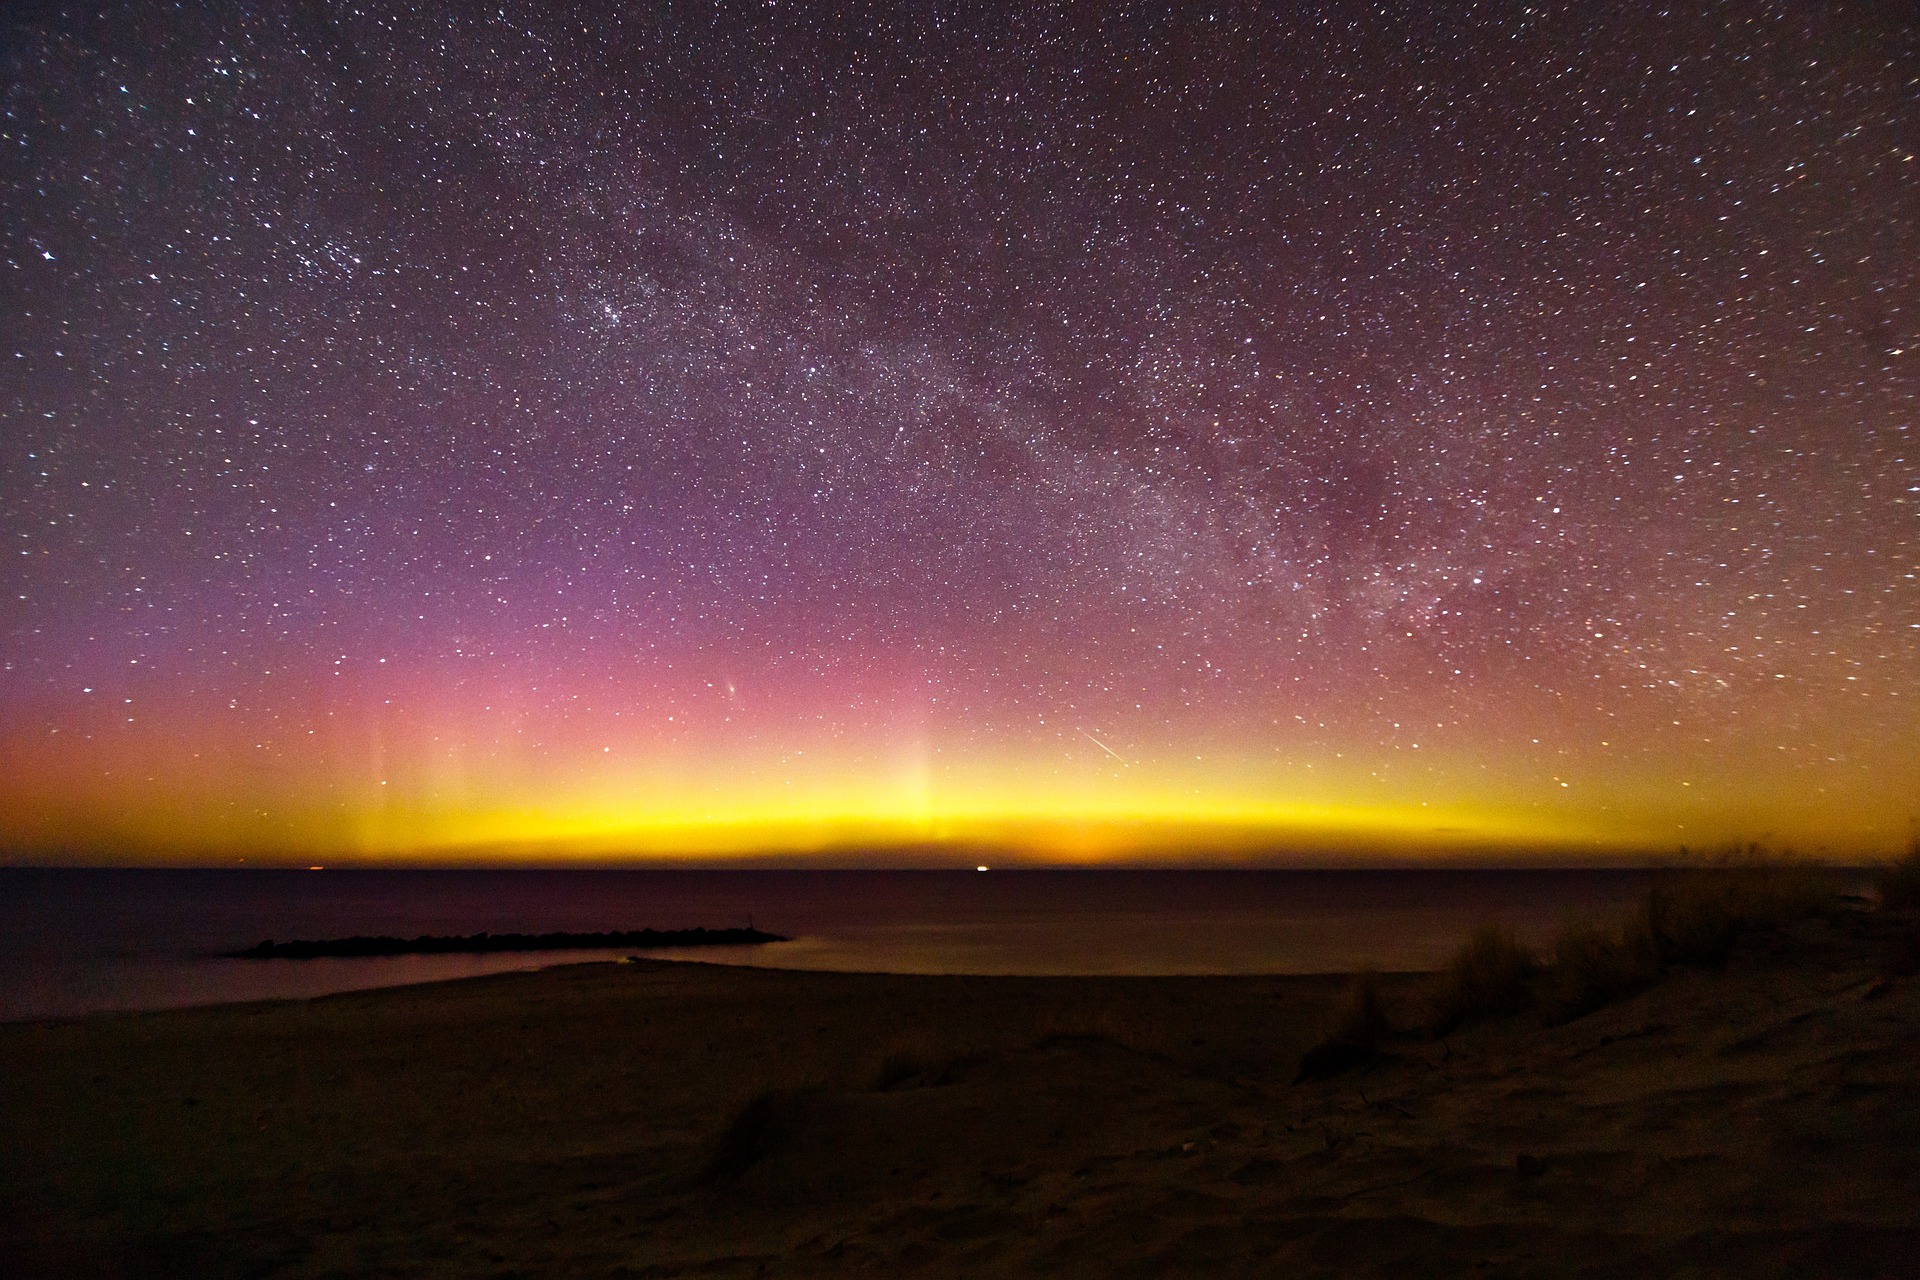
<box><xmin>3</xmin><ymin>906</ymin><xmax>1917</xmax><ymax>1278</ymax></box>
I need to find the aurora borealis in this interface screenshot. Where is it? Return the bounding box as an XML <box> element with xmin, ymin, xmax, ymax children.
<box><xmin>1</xmin><ymin>2</ymin><xmax>1914</xmax><ymax>864</ymax></box>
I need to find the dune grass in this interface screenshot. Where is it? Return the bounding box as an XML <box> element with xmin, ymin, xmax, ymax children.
<box><xmin>1639</xmin><ymin>865</ymin><xmax>1821</xmax><ymax>966</ymax></box>
<box><xmin>1425</xmin><ymin>860</ymin><xmax>1830</xmax><ymax>1038</ymax></box>
<box><xmin>1877</xmin><ymin>841</ymin><xmax>1920</xmax><ymax>912</ymax></box>
<box><xmin>704</xmin><ymin>1086</ymin><xmax>817</xmax><ymax>1183</ymax></box>
<box><xmin>1294</xmin><ymin>969</ymin><xmax>1388</xmax><ymax>1082</ymax></box>
<box><xmin>1539</xmin><ymin>916</ymin><xmax>1661</xmax><ymax>1024</ymax></box>
<box><xmin>1428</xmin><ymin>923</ymin><xmax>1540</xmax><ymax>1035</ymax></box>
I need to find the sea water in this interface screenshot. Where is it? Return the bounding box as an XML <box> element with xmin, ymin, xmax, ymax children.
<box><xmin>0</xmin><ymin>867</ymin><xmax>1669</xmax><ymax>1020</ymax></box>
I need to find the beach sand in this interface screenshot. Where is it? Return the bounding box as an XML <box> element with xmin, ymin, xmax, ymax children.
<box><xmin>3</xmin><ymin>907</ymin><xmax>1917</xmax><ymax>1277</ymax></box>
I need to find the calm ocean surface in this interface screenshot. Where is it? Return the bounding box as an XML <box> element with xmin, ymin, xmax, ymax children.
<box><xmin>0</xmin><ymin>867</ymin><xmax>1668</xmax><ymax>1021</ymax></box>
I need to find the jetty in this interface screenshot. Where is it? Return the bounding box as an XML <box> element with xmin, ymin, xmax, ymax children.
<box><xmin>230</xmin><ymin>926</ymin><xmax>787</xmax><ymax>959</ymax></box>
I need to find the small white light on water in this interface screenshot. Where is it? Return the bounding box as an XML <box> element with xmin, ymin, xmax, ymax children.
<box><xmin>976</xmin><ymin>865</ymin><xmax>990</xmax><ymax>872</ymax></box>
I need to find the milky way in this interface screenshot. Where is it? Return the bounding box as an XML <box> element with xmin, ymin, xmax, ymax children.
<box><xmin>2</xmin><ymin>2</ymin><xmax>1915</xmax><ymax>862</ymax></box>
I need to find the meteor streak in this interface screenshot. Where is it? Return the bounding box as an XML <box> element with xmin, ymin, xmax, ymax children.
<box><xmin>1078</xmin><ymin>728</ymin><xmax>1129</xmax><ymax>766</ymax></box>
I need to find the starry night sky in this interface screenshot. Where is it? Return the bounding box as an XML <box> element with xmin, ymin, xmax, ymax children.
<box><xmin>2</xmin><ymin>2</ymin><xmax>1915</xmax><ymax>863</ymax></box>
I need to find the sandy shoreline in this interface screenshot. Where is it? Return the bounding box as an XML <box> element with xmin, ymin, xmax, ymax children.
<box><xmin>4</xmin><ymin>907</ymin><xmax>1917</xmax><ymax>1277</ymax></box>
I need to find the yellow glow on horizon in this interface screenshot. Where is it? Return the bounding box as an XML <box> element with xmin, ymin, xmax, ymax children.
<box><xmin>269</xmin><ymin>743</ymin><xmax>1656</xmax><ymax>862</ymax></box>
<box><xmin>5</xmin><ymin>685</ymin><xmax>1912</xmax><ymax>864</ymax></box>
<box><xmin>6</xmin><ymin>741</ymin><xmax>1893</xmax><ymax>865</ymax></box>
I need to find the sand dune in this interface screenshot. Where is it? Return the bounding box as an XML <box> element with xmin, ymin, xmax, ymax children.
<box><xmin>3</xmin><ymin>906</ymin><xmax>1917</xmax><ymax>1277</ymax></box>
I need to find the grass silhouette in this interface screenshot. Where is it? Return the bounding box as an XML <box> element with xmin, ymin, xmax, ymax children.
<box><xmin>1439</xmin><ymin>860</ymin><xmax>1827</xmax><ymax>1036</ymax></box>
<box><xmin>1429</xmin><ymin>923</ymin><xmax>1540</xmax><ymax>1035</ymax></box>
<box><xmin>1293</xmin><ymin>859</ymin><xmax>1843</xmax><ymax>1076</ymax></box>
<box><xmin>1540</xmin><ymin>915</ymin><xmax>1661</xmax><ymax>1024</ymax></box>
<box><xmin>1294</xmin><ymin>969</ymin><xmax>1388</xmax><ymax>1082</ymax></box>
<box><xmin>1877</xmin><ymin>839</ymin><xmax>1920</xmax><ymax>911</ymax></box>
<box><xmin>703</xmin><ymin>1086</ymin><xmax>816</xmax><ymax>1184</ymax></box>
